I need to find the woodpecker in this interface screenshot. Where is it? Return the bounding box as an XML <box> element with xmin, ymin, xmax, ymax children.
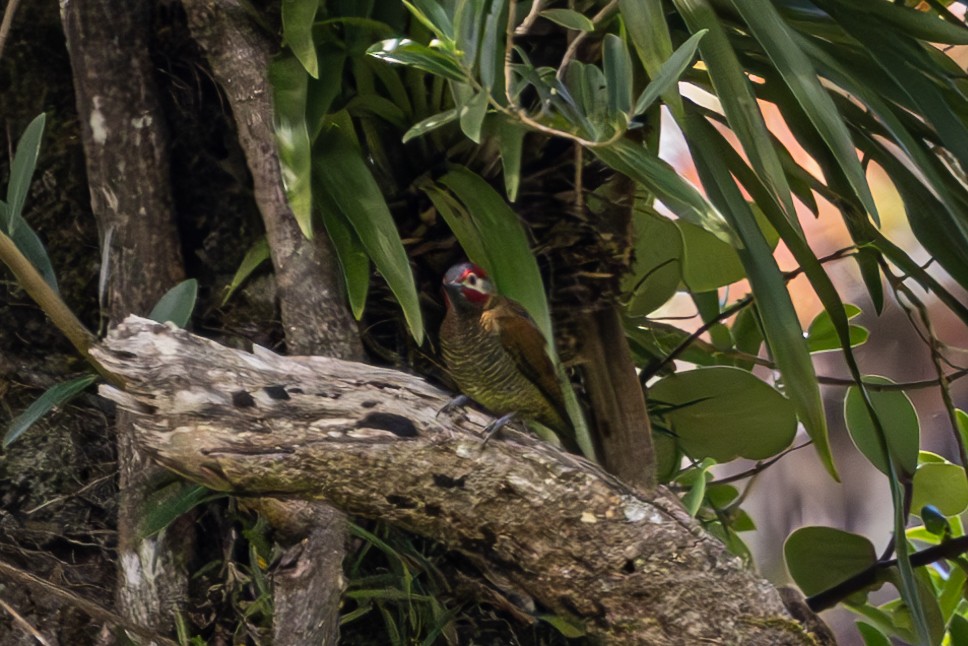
<box><xmin>439</xmin><ymin>262</ymin><xmax>578</xmax><ymax>452</ymax></box>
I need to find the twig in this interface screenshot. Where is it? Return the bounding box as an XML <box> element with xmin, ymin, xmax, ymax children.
<box><xmin>0</xmin><ymin>558</ymin><xmax>179</xmax><ymax>646</ymax></box>
<box><xmin>807</xmin><ymin>535</ymin><xmax>968</xmax><ymax>612</ymax></box>
<box><xmin>708</xmin><ymin>442</ymin><xmax>812</xmax><ymax>486</ymax></box>
<box><xmin>879</xmin><ymin>258</ymin><xmax>968</xmax><ymax>483</ymax></box>
<box><xmin>0</xmin><ymin>596</ymin><xmax>51</xmax><ymax>646</ymax></box>
<box><xmin>0</xmin><ymin>0</ymin><xmax>22</xmax><ymax>63</ymax></box>
<box><xmin>0</xmin><ymin>232</ymin><xmax>121</xmax><ymax>387</ymax></box>
<box><xmin>515</xmin><ymin>0</ymin><xmax>544</xmax><ymax>35</ymax></box>
<box><xmin>555</xmin><ymin>0</ymin><xmax>619</xmax><ymax>81</ymax></box>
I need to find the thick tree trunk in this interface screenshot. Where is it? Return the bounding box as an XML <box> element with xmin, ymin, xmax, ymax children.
<box><xmin>180</xmin><ymin>1</ymin><xmax>364</xmax><ymax>642</ymax></box>
<box><xmin>59</xmin><ymin>0</ymin><xmax>189</xmax><ymax>633</ymax></box>
<box><xmin>94</xmin><ymin>317</ymin><xmax>835</xmax><ymax>646</ymax></box>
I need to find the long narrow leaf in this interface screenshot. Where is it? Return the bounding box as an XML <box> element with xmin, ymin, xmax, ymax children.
<box><xmin>5</xmin><ymin>113</ymin><xmax>46</xmax><ymax>235</ymax></box>
<box><xmin>438</xmin><ymin>166</ymin><xmax>551</xmax><ymax>338</ymax></box>
<box><xmin>270</xmin><ymin>55</ymin><xmax>314</xmax><ymax>238</ymax></box>
<box><xmin>631</xmin><ymin>30</ymin><xmax>706</xmax><ymax>118</ymax></box>
<box><xmin>594</xmin><ymin>141</ymin><xmax>736</xmax><ymax>245</ymax></box>
<box><xmin>315</xmin><ymin>128</ymin><xmax>424</xmax><ymax>343</ymax></box>
<box><xmin>281</xmin><ymin>0</ymin><xmax>319</xmax><ymax>77</ymax></box>
<box><xmin>732</xmin><ymin>1</ymin><xmax>877</xmax><ymax>224</ymax></box>
<box><xmin>673</xmin><ymin>0</ymin><xmax>800</xmax><ymax>235</ymax></box>
<box><xmin>683</xmin><ymin>112</ymin><xmax>834</xmax><ymax>479</ymax></box>
<box><xmin>4</xmin><ymin>373</ymin><xmax>98</xmax><ymax>447</ymax></box>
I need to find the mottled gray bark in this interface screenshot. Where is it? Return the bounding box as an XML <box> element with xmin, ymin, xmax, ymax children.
<box><xmin>60</xmin><ymin>0</ymin><xmax>190</xmax><ymax>634</ymax></box>
<box><xmin>94</xmin><ymin>317</ymin><xmax>835</xmax><ymax>646</ymax></box>
<box><xmin>180</xmin><ymin>1</ymin><xmax>364</xmax><ymax>643</ymax></box>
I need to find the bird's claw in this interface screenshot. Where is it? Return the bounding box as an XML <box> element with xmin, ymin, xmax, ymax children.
<box><xmin>481</xmin><ymin>412</ymin><xmax>519</xmax><ymax>447</ymax></box>
<box><xmin>437</xmin><ymin>394</ymin><xmax>471</xmax><ymax>418</ymax></box>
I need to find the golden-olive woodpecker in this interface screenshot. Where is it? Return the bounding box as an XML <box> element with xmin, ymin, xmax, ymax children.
<box><xmin>439</xmin><ymin>262</ymin><xmax>578</xmax><ymax>452</ymax></box>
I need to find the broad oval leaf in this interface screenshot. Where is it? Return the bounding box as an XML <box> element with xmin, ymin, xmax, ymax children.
<box><xmin>677</xmin><ymin>219</ymin><xmax>744</xmax><ymax>292</ymax></box>
<box><xmin>649</xmin><ymin>366</ymin><xmax>797</xmax><ymax>462</ymax></box>
<box><xmin>459</xmin><ymin>90</ymin><xmax>489</xmax><ymax>143</ymax></box>
<box><xmin>4</xmin><ymin>373</ymin><xmax>99</xmax><ymax>447</ymax></box>
<box><xmin>845</xmin><ymin>376</ymin><xmax>919</xmax><ymax>477</ymax></box>
<box><xmin>911</xmin><ymin>463</ymin><xmax>968</xmax><ymax>517</ymax></box>
<box><xmin>149</xmin><ymin>279</ymin><xmax>198</xmax><ymax>327</ymax></box>
<box><xmin>624</xmin><ymin>210</ymin><xmax>682</xmax><ymax>316</ymax></box>
<box><xmin>784</xmin><ymin>526</ymin><xmax>877</xmax><ymax>597</ymax></box>
<box><xmin>806</xmin><ymin>304</ymin><xmax>869</xmax><ymax>353</ymax></box>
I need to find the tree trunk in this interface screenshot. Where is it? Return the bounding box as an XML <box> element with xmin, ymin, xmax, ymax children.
<box><xmin>94</xmin><ymin>317</ymin><xmax>835</xmax><ymax>646</ymax></box>
<box><xmin>59</xmin><ymin>0</ymin><xmax>189</xmax><ymax>633</ymax></box>
<box><xmin>180</xmin><ymin>1</ymin><xmax>364</xmax><ymax>642</ymax></box>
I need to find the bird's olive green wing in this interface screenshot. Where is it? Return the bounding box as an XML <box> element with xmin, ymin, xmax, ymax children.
<box><xmin>481</xmin><ymin>297</ymin><xmax>569</xmax><ymax>423</ymax></box>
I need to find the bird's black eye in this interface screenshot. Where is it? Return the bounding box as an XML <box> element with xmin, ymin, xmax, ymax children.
<box><xmin>467</xmin><ymin>274</ymin><xmax>478</xmax><ymax>286</ymax></box>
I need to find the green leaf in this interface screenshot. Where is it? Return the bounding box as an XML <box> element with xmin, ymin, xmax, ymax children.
<box><xmin>784</xmin><ymin>526</ymin><xmax>877</xmax><ymax>597</ymax></box>
<box><xmin>649</xmin><ymin>366</ymin><xmax>798</xmax><ymax>462</ymax></box>
<box><xmin>622</xmin><ymin>0</ymin><xmax>682</xmax><ymax>116</ymax></box>
<box><xmin>490</xmin><ymin>116</ymin><xmax>524</xmax><ymax>201</ymax></box>
<box><xmin>222</xmin><ymin>237</ymin><xmax>271</xmax><ymax>306</ymax></box>
<box><xmin>844</xmin><ymin>376</ymin><xmax>920</xmax><ymax>478</ymax></box>
<box><xmin>270</xmin><ymin>55</ymin><xmax>314</xmax><ymax>238</ymax></box>
<box><xmin>806</xmin><ymin>304</ymin><xmax>869</xmax><ymax>353</ymax></box>
<box><xmin>684</xmin><ymin>112</ymin><xmax>834</xmax><ymax>479</ymax></box>
<box><xmin>911</xmin><ymin>463</ymin><xmax>968</xmax><ymax>517</ymax></box>
<box><xmin>539</xmin><ymin>8</ymin><xmax>595</xmax><ymax>32</ymax></box>
<box><xmin>149</xmin><ymin>279</ymin><xmax>199</xmax><ymax>327</ymax></box>
<box><xmin>438</xmin><ymin>167</ymin><xmax>551</xmax><ymax>339</ymax></box>
<box><xmin>5</xmin><ymin>113</ymin><xmax>46</xmax><ymax>235</ymax></box>
<box><xmin>856</xmin><ymin>622</ymin><xmax>892</xmax><ymax>646</ymax></box>
<box><xmin>320</xmin><ymin>202</ymin><xmax>370</xmax><ymax>321</ymax></box>
<box><xmin>367</xmin><ymin>39</ymin><xmax>467</xmax><ymax>83</ymax></box>
<box><xmin>404</xmin><ymin>0</ymin><xmax>454</xmax><ymax>42</ymax></box>
<box><xmin>593</xmin><ymin>141</ymin><xmax>736</xmax><ymax>246</ymax></box>
<box><xmin>402</xmin><ymin>108</ymin><xmax>459</xmax><ymax>143</ymax></box>
<box><xmin>680</xmin><ymin>463</ymin><xmax>711</xmax><ymax>517</ymax></box>
<box><xmin>603</xmin><ymin>34</ymin><xmax>633</xmax><ymax>117</ymax></box>
<box><xmin>140</xmin><ymin>482</ymin><xmax>219</xmax><ymax>538</ymax></box>
<box><xmin>623</xmin><ymin>209</ymin><xmax>682</xmax><ymax>316</ymax></box>
<box><xmin>673</xmin><ymin>0</ymin><xmax>799</xmax><ymax>236</ymax></box>
<box><xmin>537</xmin><ymin>614</ymin><xmax>587</xmax><ymax>638</ymax></box>
<box><xmin>677</xmin><ymin>219</ymin><xmax>744</xmax><ymax>292</ymax></box>
<box><xmin>730</xmin><ymin>0</ymin><xmax>878</xmax><ymax>224</ymax></box>
<box><xmin>919</xmin><ymin>505</ymin><xmax>950</xmax><ymax>537</ymax></box>
<box><xmin>281</xmin><ymin>0</ymin><xmax>319</xmax><ymax>78</ymax></box>
<box><xmin>4</xmin><ymin>373</ymin><xmax>98</xmax><ymax>447</ymax></box>
<box><xmin>315</xmin><ymin>127</ymin><xmax>424</xmax><ymax>343</ymax></box>
<box><xmin>2</xmin><ymin>210</ymin><xmax>59</xmax><ymax>293</ymax></box>
<box><xmin>631</xmin><ymin>30</ymin><xmax>706</xmax><ymax>117</ymax></box>
<box><xmin>458</xmin><ymin>90</ymin><xmax>488</xmax><ymax>143</ymax></box>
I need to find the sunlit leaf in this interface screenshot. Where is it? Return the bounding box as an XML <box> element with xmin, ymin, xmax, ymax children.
<box><xmin>270</xmin><ymin>55</ymin><xmax>314</xmax><ymax>238</ymax></box>
<box><xmin>367</xmin><ymin>39</ymin><xmax>467</xmax><ymax>83</ymax></box>
<box><xmin>649</xmin><ymin>367</ymin><xmax>797</xmax><ymax>462</ymax></box>
<box><xmin>281</xmin><ymin>0</ymin><xmax>319</xmax><ymax>78</ymax></box>
<box><xmin>844</xmin><ymin>376</ymin><xmax>919</xmax><ymax>478</ymax></box>
<box><xmin>911</xmin><ymin>463</ymin><xmax>968</xmax><ymax>517</ymax></box>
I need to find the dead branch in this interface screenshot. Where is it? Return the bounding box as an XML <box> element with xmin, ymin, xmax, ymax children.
<box><xmin>92</xmin><ymin>316</ymin><xmax>831</xmax><ymax>645</ymax></box>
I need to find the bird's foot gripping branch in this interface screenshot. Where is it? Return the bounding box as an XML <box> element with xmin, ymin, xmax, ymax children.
<box><xmin>92</xmin><ymin>316</ymin><xmax>832</xmax><ymax>645</ymax></box>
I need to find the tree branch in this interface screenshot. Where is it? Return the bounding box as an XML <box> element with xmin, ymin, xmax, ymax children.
<box><xmin>91</xmin><ymin>316</ymin><xmax>832</xmax><ymax>645</ymax></box>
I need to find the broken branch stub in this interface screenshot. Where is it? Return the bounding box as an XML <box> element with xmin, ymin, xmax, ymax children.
<box><xmin>92</xmin><ymin>316</ymin><xmax>830</xmax><ymax>645</ymax></box>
